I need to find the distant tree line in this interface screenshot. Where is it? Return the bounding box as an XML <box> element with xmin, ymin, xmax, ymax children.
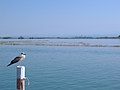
<box><xmin>0</xmin><ymin>35</ymin><xmax>120</xmax><ymax>39</ymax></box>
<box><xmin>0</xmin><ymin>36</ymin><xmax>24</xmax><ymax>39</ymax></box>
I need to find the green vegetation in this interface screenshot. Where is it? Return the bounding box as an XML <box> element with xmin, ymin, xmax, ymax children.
<box><xmin>18</xmin><ymin>36</ymin><xmax>24</xmax><ymax>39</ymax></box>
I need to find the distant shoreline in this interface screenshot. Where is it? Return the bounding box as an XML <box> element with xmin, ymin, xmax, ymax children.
<box><xmin>0</xmin><ymin>39</ymin><xmax>120</xmax><ymax>47</ymax></box>
<box><xmin>1</xmin><ymin>36</ymin><xmax>120</xmax><ymax>39</ymax></box>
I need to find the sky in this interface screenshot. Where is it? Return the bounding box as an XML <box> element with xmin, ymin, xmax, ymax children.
<box><xmin>0</xmin><ymin>0</ymin><xmax>120</xmax><ymax>37</ymax></box>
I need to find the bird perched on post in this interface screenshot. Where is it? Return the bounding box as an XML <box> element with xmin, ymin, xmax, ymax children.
<box><xmin>7</xmin><ymin>52</ymin><xmax>26</xmax><ymax>67</ymax></box>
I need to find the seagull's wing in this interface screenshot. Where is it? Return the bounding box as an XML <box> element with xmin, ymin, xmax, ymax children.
<box><xmin>7</xmin><ymin>56</ymin><xmax>22</xmax><ymax>67</ymax></box>
<box><xmin>11</xmin><ymin>56</ymin><xmax>22</xmax><ymax>63</ymax></box>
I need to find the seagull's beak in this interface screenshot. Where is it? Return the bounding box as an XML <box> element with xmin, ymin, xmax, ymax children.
<box><xmin>23</xmin><ymin>54</ymin><xmax>26</xmax><ymax>55</ymax></box>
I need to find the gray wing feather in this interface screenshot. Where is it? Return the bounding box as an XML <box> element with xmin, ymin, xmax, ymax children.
<box><xmin>7</xmin><ymin>56</ymin><xmax>23</xmax><ymax>67</ymax></box>
<box><xmin>11</xmin><ymin>56</ymin><xmax>21</xmax><ymax>63</ymax></box>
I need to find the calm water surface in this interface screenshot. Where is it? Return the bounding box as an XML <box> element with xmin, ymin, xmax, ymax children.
<box><xmin>0</xmin><ymin>45</ymin><xmax>120</xmax><ymax>90</ymax></box>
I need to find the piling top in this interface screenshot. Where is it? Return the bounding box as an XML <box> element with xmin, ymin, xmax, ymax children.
<box><xmin>17</xmin><ymin>66</ymin><xmax>25</xmax><ymax>68</ymax></box>
<box><xmin>17</xmin><ymin>66</ymin><xmax>25</xmax><ymax>79</ymax></box>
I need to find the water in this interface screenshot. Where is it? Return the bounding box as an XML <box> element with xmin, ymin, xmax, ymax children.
<box><xmin>1</xmin><ymin>43</ymin><xmax>120</xmax><ymax>90</ymax></box>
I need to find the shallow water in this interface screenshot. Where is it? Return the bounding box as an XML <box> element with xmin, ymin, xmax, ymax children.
<box><xmin>1</xmin><ymin>45</ymin><xmax>120</xmax><ymax>90</ymax></box>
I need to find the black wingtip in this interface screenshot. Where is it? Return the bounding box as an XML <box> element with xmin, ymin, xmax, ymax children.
<box><xmin>7</xmin><ymin>64</ymin><xmax>11</xmax><ymax>67</ymax></box>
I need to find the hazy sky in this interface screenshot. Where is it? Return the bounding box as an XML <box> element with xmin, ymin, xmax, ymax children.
<box><xmin>0</xmin><ymin>0</ymin><xmax>120</xmax><ymax>36</ymax></box>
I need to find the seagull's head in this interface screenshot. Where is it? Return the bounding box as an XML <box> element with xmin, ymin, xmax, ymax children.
<box><xmin>21</xmin><ymin>52</ymin><xmax>26</xmax><ymax>55</ymax></box>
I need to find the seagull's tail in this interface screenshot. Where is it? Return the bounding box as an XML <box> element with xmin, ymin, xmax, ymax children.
<box><xmin>7</xmin><ymin>63</ymin><xmax>12</xmax><ymax>67</ymax></box>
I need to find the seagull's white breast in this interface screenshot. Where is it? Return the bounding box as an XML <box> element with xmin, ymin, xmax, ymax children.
<box><xmin>20</xmin><ymin>55</ymin><xmax>26</xmax><ymax>60</ymax></box>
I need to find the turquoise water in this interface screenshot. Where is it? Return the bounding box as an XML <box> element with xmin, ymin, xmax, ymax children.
<box><xmin>1</xmin><ymin>45</ymin><xmax>120</xmax><ymax>90</ymax></box>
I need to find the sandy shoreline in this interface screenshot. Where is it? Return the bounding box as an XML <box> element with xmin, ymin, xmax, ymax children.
<box><xmin>0</xmin><ymin>39</ymin><xmax>120</xmax><ymax>47</ymax></box>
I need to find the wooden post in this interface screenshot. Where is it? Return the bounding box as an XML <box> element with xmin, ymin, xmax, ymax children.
<box><xmin>17</xmin><ymin>66</ymin><xmax>25</xmax><ymax>90</ymax></box>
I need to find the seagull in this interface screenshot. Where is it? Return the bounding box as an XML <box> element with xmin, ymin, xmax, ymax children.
<box><xmin>7</xmin><ymin>52</ymin><xmax>26</xmax><ymax>67</ymax></box>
